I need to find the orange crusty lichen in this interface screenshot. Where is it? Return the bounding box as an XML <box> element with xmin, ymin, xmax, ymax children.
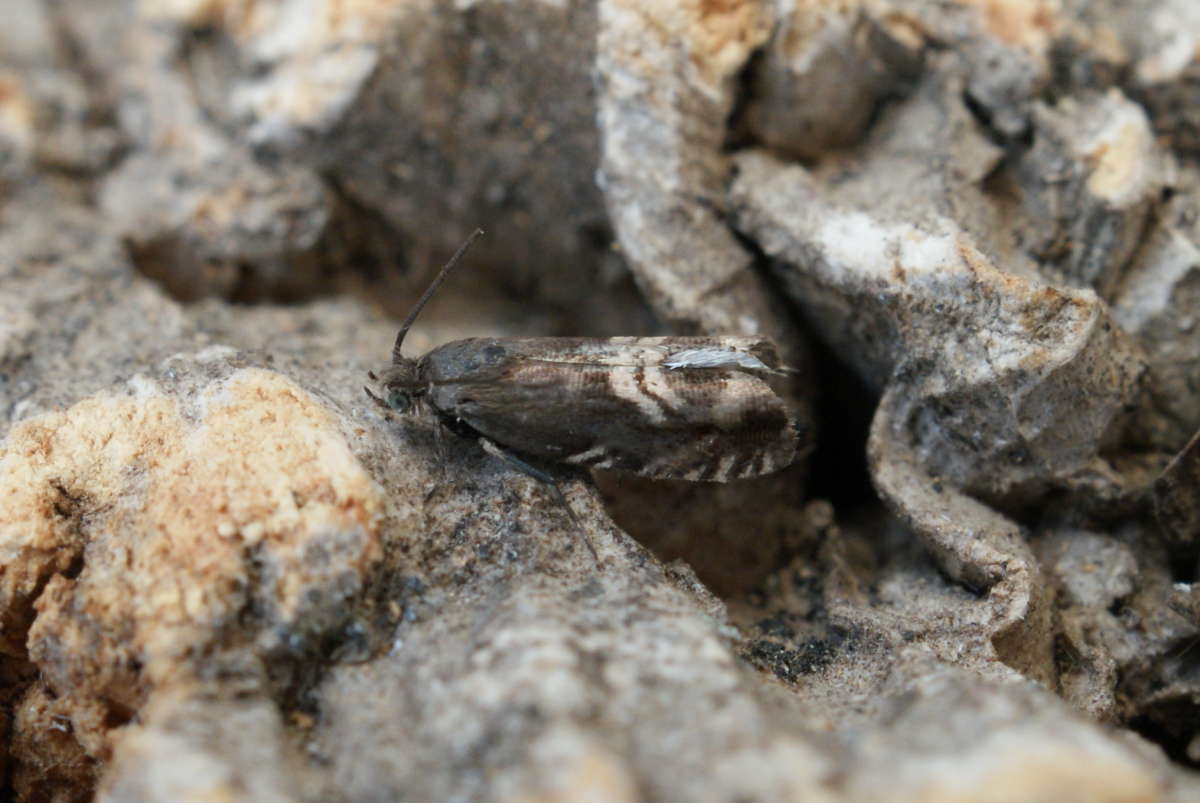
<box><xmin>0</xmin><ymin>368</ymin><xmax>384</xmax><ymax>759</ymax></box>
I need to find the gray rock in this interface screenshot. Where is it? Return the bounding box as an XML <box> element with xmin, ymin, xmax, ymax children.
<box><xmin>4</xmin><ymin>0</ymin><xmax>1200</xmax><ymax>801</ymax></box>
<box><xmin>742</xmin><ymin>1</ymin><xmax>923</xmax><ymax>160</ymax></box>
<box><xmin>1012</xmin><ymin>90</ymin><xmax>1167</xmax><ymax>297</ymax></box>
<box><xmin>1113</xmin><ymin>172</ymin><xmax>1200</xmax><ymax>451</ymax></box>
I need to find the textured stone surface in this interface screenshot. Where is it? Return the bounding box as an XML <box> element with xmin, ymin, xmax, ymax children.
<box><xmin>742</xmin><ymin>0</ymin><xmax>924</xmax><ymax>159</ymax></box>
<box><xmin>4</xmin><ymin>0</ymin><xmax>1200</xmax><ymax>801</ymax></box>
<box><xmin>730</xmin><ymin>150</ymin><xmax>1146</xmax><ymax>507</ymax></box>
<box><xmin>1113</xmin><ymin>168</ymin><xmax>1200</xmax><ymax>451</ymax></box>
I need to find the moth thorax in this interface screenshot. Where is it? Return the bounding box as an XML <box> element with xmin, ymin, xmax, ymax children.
<box><xmin>377</xmin><ymin>360</ymin><xmax>419</xmax><ymax>388</ymax></box>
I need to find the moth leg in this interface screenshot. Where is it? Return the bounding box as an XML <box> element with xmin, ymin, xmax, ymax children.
<box><xmin>430</xmin><ymin>419</ymin><xmax>449</xmax><ymax>496</ymax></box>
<box><xmin>477</xmin><ymin>437</ymin><xmax>598</xmax><ymax>560</ymax></box>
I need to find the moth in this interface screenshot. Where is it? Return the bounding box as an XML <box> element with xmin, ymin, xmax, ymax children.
<box><xmin>366</xmin><ymin>230</ymin><xmax>802</xmax><ymax>484</ymax></box>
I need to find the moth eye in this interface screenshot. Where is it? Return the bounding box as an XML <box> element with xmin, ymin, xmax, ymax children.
<box><xmin>386</xmin><ymin>390</ymin><xmax>412</xmax><ymax>413</ymax></box>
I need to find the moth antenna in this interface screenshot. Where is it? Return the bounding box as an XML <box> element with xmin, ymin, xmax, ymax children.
<box><xmin>393</xmin><ymin>228</ymin><xmax>484</xmax><ymax>362</ymax></box>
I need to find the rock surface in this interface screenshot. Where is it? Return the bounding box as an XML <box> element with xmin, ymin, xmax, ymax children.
<box><xmin>3</xmin><ymin>0</ymin><xmax>1200</xmax><ymax>801</ymax></box>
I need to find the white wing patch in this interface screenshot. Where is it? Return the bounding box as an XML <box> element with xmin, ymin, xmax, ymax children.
<box><xmin>641</xmin><ymin>367</ymin><xmax>687</xmax><ymax>411</ymax></box>
<box><xmin>565</xmin><ymin>444</ymin><xmax>609</xmax><ymax>465</ymax></box>
<box><xmin>662</xmin><ymin>347</ymin><xmax>772</xmax><ymax>372</ymax></box>
<box><xmin>610</xmin><ymin>368</ymin><xmax>668</xmax><ymax>425</ymax></box>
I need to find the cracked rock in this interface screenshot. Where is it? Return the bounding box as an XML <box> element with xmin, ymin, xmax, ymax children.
<box><xmin>6</xmin><ymin>0</ymin><xmax>1200</xmax><ymax>800</ymax></box>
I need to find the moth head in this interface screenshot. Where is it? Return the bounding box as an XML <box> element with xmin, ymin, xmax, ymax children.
<box><xmin>365</xmin><ymin>228</ymin><xmax>483</xmax><ymax>415</ymax></box>
<box><xmin>367</xmin><ymin>363</ymin><xmax>423</xmax><ymax>414</ymax></box>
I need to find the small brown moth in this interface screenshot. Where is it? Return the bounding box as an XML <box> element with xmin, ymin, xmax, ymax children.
<box><xmin>366</xmin><ymin>230</ymin><xmax>800</xmax><ymax>484</ymax></box>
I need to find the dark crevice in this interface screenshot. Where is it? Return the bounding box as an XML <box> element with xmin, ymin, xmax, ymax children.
<box><xmin>1129</xmin><ymin>707</ymin><xmax>1200</xmax><ymax>771</ymax></box>
<box><xmin>1</xmin><ymin>516</ymin><xmax>88</xmax><ymax>661</ymax></box>
<box><xmin>1165</xmin><ymin>544</ymin><xmax>1200</xmax><ymax>585</ymax></box>
<box><xmin>961</xmin><ymin>90</ymin><xmax>1002</xmax><ymax>145</ymax></box>
<box><xmin>800</xmin><ymin>331</ymin><xmax>879</xmax><ymax>511</ymax></box>
<box><xmin>0</xmin><ymin>654</ymin><xmax>41</xmax><ymax>801</ymax></box>
<box><xmin>102</xmin><ymin>699</ymin><xmax>136</xmax><ymax>732</ymax></box>
<box><xmin>723</xmin><ymin>45</ymin><xmax>769</xmax><ymax>154</ymax></box>
<box><xmin>733</xmin><ymin>228</ymin><xmax>880</xmax><ymax>512</ymax></box>
<box><xmin>961</xmin><ymin>88</ymin><xmax>1035</xmax><ymax>151</ymax></box>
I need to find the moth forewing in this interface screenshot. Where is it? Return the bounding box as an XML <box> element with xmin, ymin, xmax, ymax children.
<box><xmin>418</xmin><ymin>336</ymin><xmax>799</xmax><ymax>482</ymax></box>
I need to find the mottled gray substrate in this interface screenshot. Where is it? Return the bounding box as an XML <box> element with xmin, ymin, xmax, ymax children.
<box><xmin>3</xmin><ymin>0</ymin><xmax>1200</xmax><ymax>801</ymax></box>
